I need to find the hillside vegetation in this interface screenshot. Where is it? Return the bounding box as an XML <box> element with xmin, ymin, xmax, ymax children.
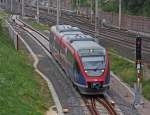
<box><xmin>101</xmin><ymin>0</ymin><xmax>150</xmax><ymax>16</ymax></box>
<box><xmin>109</xmin><ymin>49</ymin><xmax>150</xmax><ymax>100</ymax></box>
<box><xmin>0</xmin><ymin>11</ymin><xmax>53</xmax><ymax>115</ymax></box>
<box><xmin>73</xmin><ymin>0</ymin><xmax>150</xmax><ymax>17</ymax></box>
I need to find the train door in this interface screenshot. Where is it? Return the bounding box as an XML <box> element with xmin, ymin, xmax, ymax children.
<box><xmin>54</xmin><ymin>37</ymin><xmax>61</xmax><ymax>60</ymax></box>
<box><xmin>66</xmin><ymin>50</ymin><xmax>74</xmax><ymax>78</ymax></box>
<box><xmin>59</xmin><ymin>44</ymin><xmax>67</xmax><ymax>69</ymax></box>
<box><xmin>49</xmin><ymin>32</ymin><xmax>55</xmax><ymax>52</ymax></box>
<box><xmin>73</xmin><ymin>61</ymin><xmax>80</xmax><ymax>83</ymax></box>
<box><xmin>73</xmin><ymin>61</ymin><xmax>86</xmax><ymax>86</ymax></box>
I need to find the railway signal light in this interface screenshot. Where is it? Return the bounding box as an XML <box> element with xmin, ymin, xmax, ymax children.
<box><xmin>136</xmin><ymin>36</ymin><xmax>142</xmax><ymax>80</ymax></box>
<box><xmin>136</xmin><ymin>36</ymin><xmax>142</xmax><ymax>60</ymax></box>
<box><xmin>133</xmin><ymin>36</ymin><xmax>143</xmax><ymax>107</ymax></box>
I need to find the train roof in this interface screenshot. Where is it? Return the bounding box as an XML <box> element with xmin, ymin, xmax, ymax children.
<box><xmin>51</xmin><ymin>25</ymin><xmax>105</xmax><ymax>56</ymax></box>
<box><xmin>51</xmin><ymin>25</ymin><xmax>80</xmax><ymax>33</ymax></box>
<box><xmin>62</xmin><ymin>34</ymin><xmax>96</xmax><ymax>43</ymax></box>
<box><xmin>71</xmin><ymin>41</ymin><xmax>105</xmax><ymax>56</ymax></box>
<box><xmin>51</xmin><ymin>25</ymin><xmax>96</xmax><ymax>43</ymax></box>
<box><xmin>61</xmin><ymin>31</ymin><xmax>83</xmax><ymax>36</ymax></box>
<box><xmin>51</xmin><ymin>25</ymin><xmax>84</xmax><ymax>38</ymax></box>
<box><xmin>71</xmin><ymin>41</ymin><xmax>104</xmax><ymax>51</ymax></box>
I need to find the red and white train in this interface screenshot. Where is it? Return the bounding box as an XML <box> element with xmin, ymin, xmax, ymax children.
<box><xmin>49</xmin><ymin>25</ymin><xmax>110</xmax><ymax>95</ymax></box>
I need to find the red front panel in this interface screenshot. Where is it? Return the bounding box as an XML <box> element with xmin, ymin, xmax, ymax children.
<box><xmin>74</xmin><ymin>49</ymin><xmax>109</xmax><ymax>85</ymax></box>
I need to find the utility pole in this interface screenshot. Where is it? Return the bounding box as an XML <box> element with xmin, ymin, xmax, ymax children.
<box><xmin>37</xmin><ymin>0</ymin><xmax>39</xmax><ymax>23</ymax></box>
<box><xmin>10</xmin><ymin>0</ymin><xmax>13</xmax><ymax>12</ymax></box>
<box><xmin>0</xmin><ymin>0</ymin><xmax>1</xmax><ymax>8</ymax></box>
<box><xmin>90</xmin><ymin>0</ymin><xmax>93</xmax><ymax>23</ymax></box>
<box><xmin>78</xmin><ymin>0</ymin><xmax>80</xmax><ymax>14</ymax></box>
<box><xmin>22</xmin><ymin>0</ymin><xmax>24</xmax><ymax>17</ymax></box>
<box><xmin>18</xmin><ymin>0</ymin><xmax>20</xmax><ymax>14</ymax></box>
<box><xmin>48</xmin><ymin>0</ymin><xmax>50</xmax><ymax>14</ymax></box>
<box><xmin>119</xmin><ymin>0</ymin><xmax>122</xmax><ymax>29</ymax></box>
<box><xmin>95</xmin><ymin>0</ymin><xmax>98</xmax><ymax>36</ymax></box>
<box><xmin>76</xmin><ymin>0</ymin><xmax>80</xmax><ymax>14</ymax></box>
<box><xmin>50</xmin><ymin>0</ymin><xmax>53</xmax><ymax>8</ymax></box>
<box><xmin>56</xmin><ymin>0</ymin><xmax>60</xmax><ymax>25</ymax></box>
<box><xmin>63</xmin><ymin>0</ymin><xmax>67</xmax><ymax>9</ymax></box>
<box><xmin>5</xmin><ymin>0</ymin><xmax>7</xmax><ymax>9</ymax></box>
<box><xmin>76</xmin><ymin>0</ymin><xmax>78</xmax><ymax>14</ymax></box>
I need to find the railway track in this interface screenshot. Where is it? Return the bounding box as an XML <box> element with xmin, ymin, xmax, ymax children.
<box><xmin>12</xmin><ymin>16</ymin><xmax>118</xmax><ymax>115</ymax></box>
<box><xmin>22</xmin><ymin>6</ymin><xmax>150</xmax><ymax>56</ymax></box>
<box><xmin>25</xmin><ymin>4</ymin><xmax>150</xmax><ymax>41</ymax></box>
<box><xmin>40</xmin><ymin>13</ymin><xmax>150</xmax><ymax>55</ymax></box>
<box><xmin>83</xmin><ymin>96</ymin><xmax>117</xmax><ymax>115</ymax></box>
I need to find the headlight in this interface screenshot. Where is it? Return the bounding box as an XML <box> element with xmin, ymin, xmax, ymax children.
<box><xmin>91</xmin><ymin>83</ymin><xmax>100</xmax><ymax>90</ymax></box>
<box><xmin>101</xmin><ymin>69</ymin><xmax>105</xmax><ymax>73</ymax></box>
<box><xmin>85</xmin><ymin>70</ymin><xmax>88</xmax><ymax>73</ymax></box>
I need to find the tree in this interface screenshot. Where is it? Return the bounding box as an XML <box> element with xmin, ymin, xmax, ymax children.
<box><xmin>127</xmin><ymin>0</ymin><xmax>145</xmax><ymax>15</ymax></box>
<box><xmin>0</xmin><ymin>19</ymin><xmax>2</xmax><ymax>31</ymax></box>
<box><xmin>101</xmin><ymin>0</ymin><xmax>118</xmax><ymax>13</ymax></box>
<box><xmin>143</xmin><ymin>0</ymin><xmax>150</xmax><ymax>16</ymax></box>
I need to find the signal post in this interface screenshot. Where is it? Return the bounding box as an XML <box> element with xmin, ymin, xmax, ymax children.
<box><xmin>133</xmin><ymin>36</ymin><xmax>144</xmax><ymax>108</ymax></box>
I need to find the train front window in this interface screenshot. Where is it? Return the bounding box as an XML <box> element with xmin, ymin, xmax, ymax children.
<box><xmin>81</xmin><ymin>56</ymin><xmax>106</xmax><ymax>76</ymax></box>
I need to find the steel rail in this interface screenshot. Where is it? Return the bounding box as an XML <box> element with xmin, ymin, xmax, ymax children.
<box><xmin>16</xmin><ymin>7</ymin><xmax>150</xmax><ymax>55</ymax></box>
<box><xmin>37</xmin><ymin>14</ymin><xmax>150</xmax><ymax>54</ymax></box>
<box><xmin>91</xmin><ymin>97</ymin><xmax>99</xmax><ymax>115</ymax></box>
<box><xmin>14</xmin><ymin>17</ymin><xmax>50</xmax><ymax>54</ymax></box>
<box><xmin>24</xmin><ymin>5</ymin><xmax>150</xmax><ymax>43</ymax></box>
<box><xmin>96</xmin><ymin>97</ymin><xmax>117</xmax><ymax>115</ymax></box>
<box><xmin>21</xmin><ymin>6</ymin><xmax>150</xmax><ymax>55</ymax></box>
<box><xmin>83</xmin><ymin>96</ymin><xmax>98</xmax><ymax>115</ymax></box>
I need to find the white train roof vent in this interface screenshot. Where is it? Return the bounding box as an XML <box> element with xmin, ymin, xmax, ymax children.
<box><xmin>69</xmin><ymin>35</ymin><xmax>96</xmax><ymax>43</ymax></box>
<box><xmin>56</xmin><ymin>25</ymin><xmax>80</xmax><ymax>33</ymax></box>
<box><xmin>62</xmin><ymin>34</ymin><xmax>95</xmax><ymax>43</ymax></box>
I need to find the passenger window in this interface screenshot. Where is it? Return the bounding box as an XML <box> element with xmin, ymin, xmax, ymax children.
<box><xmin>49</xmin><ymin>32</ymin><xmax>54</xmax><ymax>43</ymax></box>
<box><xmin>65</xmin><ymin>48</ymin><xmax>67</xmax><ymax>54</ymax></box>
<box><xmin>55</xmin><ymin>41</ymin><xmax>60</xmax><ymax>50</ymax></box>
<box><xmin>67</xmin><ymin>51</ymin><xmax>74</xmax><ymax>63</ymax></box>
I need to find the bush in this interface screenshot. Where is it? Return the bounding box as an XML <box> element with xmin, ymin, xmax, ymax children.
<box><xmin>0</xmin><ymin>12</ymin><xmax>53</xmax><ymax>114</ymax></box>
<box><xmin>101</xmin><ymin>0</ymin><xmax>118</xmax><ymax>13</ymax></box>
<box><xmin>102</xmin><ymin>0</ymin><xmax>150</xmax><ymax>17</ymax></box>
<box><xmin>143</xmin><ymin>0</ymin><xmax>150</xmax><ymax>17</ymax></box>
<box><xmin>142</xmin><ymin>80</ymin><xmax>150</xmax><ymax>100</ymax></box>
<box><xmin>0</xmin><ymin>19</ymin><xmax>2</xmax><ymax>31</ymax></box>
<box><xmin>109</xmin><ymin>50</ymin><xmax>150</xmax><ymax>100</ymax></box>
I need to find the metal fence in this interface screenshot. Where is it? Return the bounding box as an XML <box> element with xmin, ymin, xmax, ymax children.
<box><xmin>5</xmin><ymin>20</ymin><xmax>19</xmax><ymax>50</ymax></box>
<box><xmin>79</xmin><ymin>7</ymin><xmax>150</xmax><ymax>34</ymax></box>
<box><xmin>99</xmin><ymin>12</ymin><xmax>150</xmax><ymax>34</ymax></box>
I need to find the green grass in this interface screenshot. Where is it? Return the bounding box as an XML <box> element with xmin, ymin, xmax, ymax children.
<box><xmin>29</xmin><ymin>21</ymin><xmax>49</xmax><ymax>31</ymax></box>
<box><xmin>101</xmin><ymin>0</ymin><xmax>118</xmax><ymax>13</ymax></box>
<box><xmin>0</xmin><ymin>11</ymin><xmax>8</xmax><ymax>30</ymax></box>
<box><xmin>0</xmin><ymin>12</ymin><xmax>53</xmax><ymax>115</ymax></box>
<box><xmin>109</xmin><ymin>52</ymin><xmax>136</xmax><ymax>86</ymax></box>
<box><xmin>142</xmin><ymin>80</ymin><xmax>150</xmax><ymax>100</ymax></box>
<box><xmin>109</xmin><ymin>49</ymin><xmax>150</xmax><ymax>100</ymax></box>
<box><xmin>0</xmin><ymin>11</ymin><xmax>8</xmax><ymax>19</ymax></box>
